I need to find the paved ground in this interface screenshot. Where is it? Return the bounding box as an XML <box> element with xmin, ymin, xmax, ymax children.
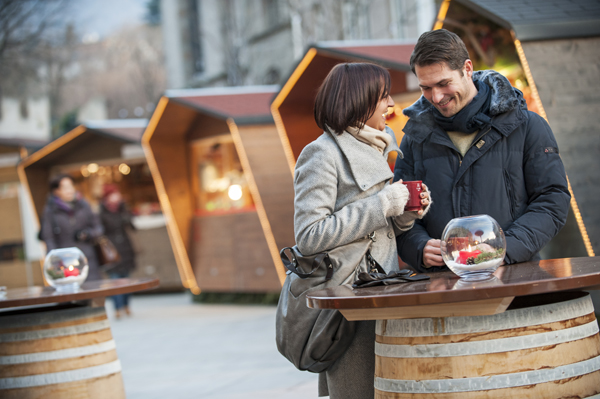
<box><xmin>106</xmin><ymin>293</ymin><xmax>320</xmax><ymax>399</ymax></box>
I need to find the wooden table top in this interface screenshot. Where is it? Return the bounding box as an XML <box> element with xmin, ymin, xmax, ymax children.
<box><xmin>307</xmin><ymin>257</ymin><xmax>600</xmax><ymax>310</ymax></box>
<box><xmin>0</xmin><ymin>278</ymin><xmax>160</xmax><ymax>309</ymax></box>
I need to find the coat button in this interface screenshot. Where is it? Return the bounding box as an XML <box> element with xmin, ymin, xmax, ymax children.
<box><xmin>387</xmin><ymin>231</ymin><xmax>394</xmax><ymax>239</ymax></box>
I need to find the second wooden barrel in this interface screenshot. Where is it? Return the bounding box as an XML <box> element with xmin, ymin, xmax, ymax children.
<box><xmin>374</xmin><ymin>292</ymin><xmax>600</xmax><ymax>398</ymax></box>
<box><xmin>0</xmin><ymin>305</ymin><xmax>126</xmax><ymax>399</ymax></box>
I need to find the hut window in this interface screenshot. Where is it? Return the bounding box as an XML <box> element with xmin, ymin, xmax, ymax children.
<box><xmin>191</xmin><ymin>135</ymin><xmax>254</xmax><ymax>214</ymax></box>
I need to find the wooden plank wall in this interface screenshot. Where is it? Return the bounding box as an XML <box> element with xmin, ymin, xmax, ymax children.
<box><xmin>191</xmin><ymin>212</ymin><xmax>280</xmax><ymax>292</ymax></box>
<box><xmin>237</xmin><ymin>124</ymin><xmax>296</xmax><ymax>252</ymax></box>
<box><xmin>149</xmin><ymin>103</ymin><xmax>198</xmax><ymax>257</ymax></box>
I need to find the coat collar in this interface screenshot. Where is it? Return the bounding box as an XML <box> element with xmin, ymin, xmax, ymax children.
<box><xmin>329</xmin><ymin>126</ymin><xmax>400</xmax><ymax>192</ymax></box>
<box><xmin>402</xmin><ymin>70</ymin><xmax>527</xmax><ymax>143</ymax></box>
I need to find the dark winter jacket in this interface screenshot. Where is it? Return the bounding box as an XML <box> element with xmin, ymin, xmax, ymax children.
<box><xmin>99</xmin><ymin>203</ymin><xmax>136</xmax><ymax>275</ymax></box>
<box><xmin>394</xmin><ymin>70</ymin><xmax>570</xmax><ymax>272</ymax></box>
<box><xmin>41</xmin><ymin>195</ymin><xmax>104</xmax><ymax>280</ymax></box>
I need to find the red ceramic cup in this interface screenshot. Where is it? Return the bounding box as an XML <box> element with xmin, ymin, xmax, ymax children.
<box><xmin>402</xmin><ymin>180</ymin><xmax>423</xmax><ymax>212</ymax></box>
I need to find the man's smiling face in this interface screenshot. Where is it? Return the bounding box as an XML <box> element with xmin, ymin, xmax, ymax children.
<box><xmin>415</xmin><ymin>60</ymin><xmax>477</xmax><ymax>118</ymax></box>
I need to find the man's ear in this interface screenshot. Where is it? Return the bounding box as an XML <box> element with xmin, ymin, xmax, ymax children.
<box><xmin>464</xmin><ymin>59</ymin><xmax>474</xmax><ymax>78</ymax></box>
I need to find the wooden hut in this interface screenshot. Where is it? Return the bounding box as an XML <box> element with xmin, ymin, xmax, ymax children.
<box><xmin>271</xmin><ymin>40</ymin><xmax>419</xmax><ymax>173</ymax></box>
<box><xmin>433</xmin><ymin>0</ymin><xmax>598</xmax><ymax>259</ymax></box>
<box><xmin>142</xmin><ymin>86</ymin><xmax>294</xmax><ymax>294</ymax></box>
<box><xmin>0</xmin><ymin>138</ymin><xmax>47</xmax><ymax>288</ymax></box>
<box><xmin>18</xmin><ymin>120</ymin><xmax>183</xmax><ymax>290</ymax></box>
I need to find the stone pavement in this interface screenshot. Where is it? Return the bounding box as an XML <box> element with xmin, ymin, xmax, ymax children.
<box><xmin>106</xmin><ymin>293</ymin><xmax>320</xmax><ymax>399</ymax></box>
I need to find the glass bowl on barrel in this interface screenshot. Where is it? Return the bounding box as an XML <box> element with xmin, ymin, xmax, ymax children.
<box><xmin>43</xmin><ymin>247</ymin><xmax>89</xmax><ymax>292</ymax></box>
<box><xmin>441</xmin><ymin>214</ymin><xmax>506</xmax><ymax>281</ymax></box>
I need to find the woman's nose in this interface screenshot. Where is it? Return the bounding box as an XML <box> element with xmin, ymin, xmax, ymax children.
<box><xmin>387</xmin><ymin>96</ymin><xmax>395</xmax><ymax>107</ymax></box>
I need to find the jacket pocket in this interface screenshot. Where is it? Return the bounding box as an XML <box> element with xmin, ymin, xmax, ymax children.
<box><xmin>503</xmin><ymin>169</ymin><xmax>516</xmax><ymax>220</ymax></box>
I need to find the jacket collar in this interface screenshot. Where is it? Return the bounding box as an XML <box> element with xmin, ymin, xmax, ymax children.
<box><xmin>330</xmin><ymin>126</ymin><xmax>400</xmax><ymax>191</ymax></box>
<box><xmin>402</xmin><ymin>70</ymin><xmax>527</xmax><ymax>143</ymax></box>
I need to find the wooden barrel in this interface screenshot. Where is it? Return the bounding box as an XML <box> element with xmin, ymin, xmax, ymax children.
<box><xmin>374</xmin><ymin>292</ymin><xmax>600</xmax><ymax>398</ymax></box>
<box><xmin>0</xmin><ymin>305</ymin><xmax>126</xmax><ymax>399</ymax></box>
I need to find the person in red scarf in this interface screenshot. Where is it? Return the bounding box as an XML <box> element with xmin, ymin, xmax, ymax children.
<box><xmin>100</xmin><ymin>184</ymin><xmax>137</xmax><ymax>319</ymax></box>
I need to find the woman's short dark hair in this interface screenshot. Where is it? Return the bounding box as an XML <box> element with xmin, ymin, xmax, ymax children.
<box><xmin>410</xmin><ymin>29</ymin><xmax>470</xmax><ymax>75</ymax></box>
<box><xmin>314</xmin><ymin>63</ymin><xmax>391</xmax><ymax>135</ymax></box>
<box><xmin>49</xmin><ymin>174</ymin><xmax>74</xmax><ymax>191</ymax></box>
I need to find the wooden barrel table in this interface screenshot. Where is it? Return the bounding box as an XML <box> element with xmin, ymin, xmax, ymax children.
<box><xmin>0</xmin><ymin>278</ymin><xmax>159</xmax><ymax>399</ymax></box>
<box><xmin>306</xmin><ymin>257</ymin><xmax>600</xmax><ymax>399</ymax></box>
<box><xmin>0</xmin><ymin>306</ymin><xmax>125</xmax><ymax>399</ymax></box>
<box><xmin>374</xmin><ymin>292</ymin><xmax>600</xmax><ymax>398</ymax></box>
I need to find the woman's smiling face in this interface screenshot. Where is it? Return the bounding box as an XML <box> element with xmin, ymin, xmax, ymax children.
<box><xmin>365</xmin><ymin>95</ymin><xmax>395</xmax><ymax>131</ymax></box>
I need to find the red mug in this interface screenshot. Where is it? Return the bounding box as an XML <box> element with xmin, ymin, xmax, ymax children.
<box><xmin>402</xmin><ymin>180</ymin><xmax>423</xmax><ymax>212</ymax></box>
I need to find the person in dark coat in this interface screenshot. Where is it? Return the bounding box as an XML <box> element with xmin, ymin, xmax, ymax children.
<box><xmin>40</xmin><ymin>174</ymin><xmax>103</xmax><ymax>280</ymax></box>
<box><xmin>394</xmin><ymin>29</ymin><xmax>571</xmax><ymax>272</ymax></box>
<box><xmin>100</xmin><ymin>184</ymin><xmax>137</xmax><ymax>318</ymax></box>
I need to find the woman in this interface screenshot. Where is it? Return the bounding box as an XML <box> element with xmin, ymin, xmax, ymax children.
<box><xmin>294</xmin><ymin>63</ymin><xmax>431</xmax><ymax>398</ymax></box>
<box><xmin>100</xmin><ymin>184</ymin><xmax>137</xmax><ymax>319</ymax></box>
<box><xmin>40</xmin><ymin>174</ymin><xmax>103</xmax><ymax>280</ymax></box>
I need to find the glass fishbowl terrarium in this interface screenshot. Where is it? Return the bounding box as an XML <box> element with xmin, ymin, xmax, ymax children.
<box><xmin>441</xmin><ymin>215</ymin><xmax>506</xmax><ymax>281</ymax></box>
<box><xmin>43</xmin><ymin>247</ymin><xmax>89</xmax><ymax>292</ymax></box>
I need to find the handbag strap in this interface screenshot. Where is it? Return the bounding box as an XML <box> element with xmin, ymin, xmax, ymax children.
<box><xmin>280</xmin><ymin>247</ymin><xmax>334</xmax><ymax>281</ymax></box>
<box><xmin>366</xmin><ymin>250</ymin><xmax>386</xmax><ymax>274</ymax></box>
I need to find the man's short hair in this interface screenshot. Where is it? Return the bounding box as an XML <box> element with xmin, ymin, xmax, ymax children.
<box><xmin>410</xmin><ymin>29</ymin><xmax>470</xmax><ymax>75</ymax></box>
<box><xmin>314</xmin><ymin>62</ymin><xmax>391</xmax><ymax>135</ymax></box>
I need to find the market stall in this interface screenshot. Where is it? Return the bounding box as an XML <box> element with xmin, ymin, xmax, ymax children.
<box><xmin>142</xmin><ymin>86</ymin><xmax>294</xmax><ymax>294</ymax></box>
<box><xmin>18</xmin><ymin>120</ymin><xmax>182</xmax><ymax>290</ymax></box>
<box><xmin>0</xmin><ymin>138</ymin><xmax>46</xmax><ymax>288</ymax></box>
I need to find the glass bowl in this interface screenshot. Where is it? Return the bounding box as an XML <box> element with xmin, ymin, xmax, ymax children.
<box><xmin>43</xmin><ymin>247</ymin><xmax>89</xmax><ymax>292</ymax></box>
<box><xmin>452</xmin><ymin>276</ymin><xmax>503</xmax><ymax>290</ymax></box>
<box><xmin>441</xmin><ymin>215</ymin><xmax>506</xmax><ymax>281</ymax></box>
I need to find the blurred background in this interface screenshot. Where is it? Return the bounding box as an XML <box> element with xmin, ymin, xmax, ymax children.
<box><xmin>1</xmin><ymin>0</ymin><xmax>599</xmax><ymax>398</ymax></box>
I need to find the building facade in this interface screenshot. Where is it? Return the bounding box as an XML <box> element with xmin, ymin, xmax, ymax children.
<box><xmin>160</xmin><ymin>0</ymin><xmax>437</xmax><ymax>89</ymax></box>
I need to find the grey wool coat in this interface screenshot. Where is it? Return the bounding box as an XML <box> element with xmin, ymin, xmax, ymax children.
<box><xmin>294</xmin><ymin>126</ymin><xmax>404</xmax><ymax>398</ymax></box>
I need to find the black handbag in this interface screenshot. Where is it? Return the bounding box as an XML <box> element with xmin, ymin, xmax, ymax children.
<box><xmin>275</xmin><ymin>233</ymin><xmax>382</xmax><ymax>373</ymax></box>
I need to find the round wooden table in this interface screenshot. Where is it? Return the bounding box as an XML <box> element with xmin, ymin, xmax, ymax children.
<box><xmin>307</xmin><ymin>257</ymin><xmax>600</xmax><ymax>398</ymax></box>
<box><xmin>0</xmin><ymin>278</ymin><xmax>159</xmax><ymax>399</ymax></box>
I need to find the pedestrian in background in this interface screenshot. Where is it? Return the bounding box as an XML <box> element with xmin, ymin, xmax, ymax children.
<box><xmin>100</xmin><ymin>184</ymin><xmax>137</xmax><ymax>319</ymax></box>
<box><xmin>40</xmin><ymin>174</ymin><xmax>103</xmax><ymax>280</ymax></box>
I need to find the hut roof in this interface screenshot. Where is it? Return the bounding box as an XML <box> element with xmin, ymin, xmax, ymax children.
<box><xmin>0</xmin><ymin>137</ymin><xmax>48</xmax><ymax>151</ymax></box>
<box><xmin>84</xmin><ymin>119</ymin><xmax>147</xmax><ymax>143</ymax></box>
<box><xmin>165</xmin><ymin>85</ymin><xmax>279</xmax><ymax>125</ymax></box>
<box><xmin>457</xmin><ymin>0</ymin><xmax>600</xmax><ymax>41</ymax></box>
<box><xmin>315</xmin><ymin>40</ymin><xmax>415</xmax><ymax>70</ymax></box>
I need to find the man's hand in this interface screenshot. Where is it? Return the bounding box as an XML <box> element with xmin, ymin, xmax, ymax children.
<box><xmin>423</xmin><ymin>239</ymin><xmax>444</xmax><ymax>268</ymax></box>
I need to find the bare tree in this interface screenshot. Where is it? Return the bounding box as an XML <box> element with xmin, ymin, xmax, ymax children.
<box><xmin>0</xmin><ymin>0</ymin><xmax>68</xmax><ymax>95</ymax></box>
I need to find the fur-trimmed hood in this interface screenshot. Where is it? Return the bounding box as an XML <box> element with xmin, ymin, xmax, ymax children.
<box><xmin>402</xmin><ymin>70</ymin><xmax>526</xmax><ymax>137</ymax></box>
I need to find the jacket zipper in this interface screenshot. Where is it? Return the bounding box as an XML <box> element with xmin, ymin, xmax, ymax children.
<box><xmin>503</xmin><ymin>169</ymin><xmax>517</xmax><ymax>220</ymax></box>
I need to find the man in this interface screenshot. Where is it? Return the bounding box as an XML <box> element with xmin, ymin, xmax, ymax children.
<box><xmin>394</xmin><ymin>29</ymin><xmax>570</xmax><ymax>272</ymax></box>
